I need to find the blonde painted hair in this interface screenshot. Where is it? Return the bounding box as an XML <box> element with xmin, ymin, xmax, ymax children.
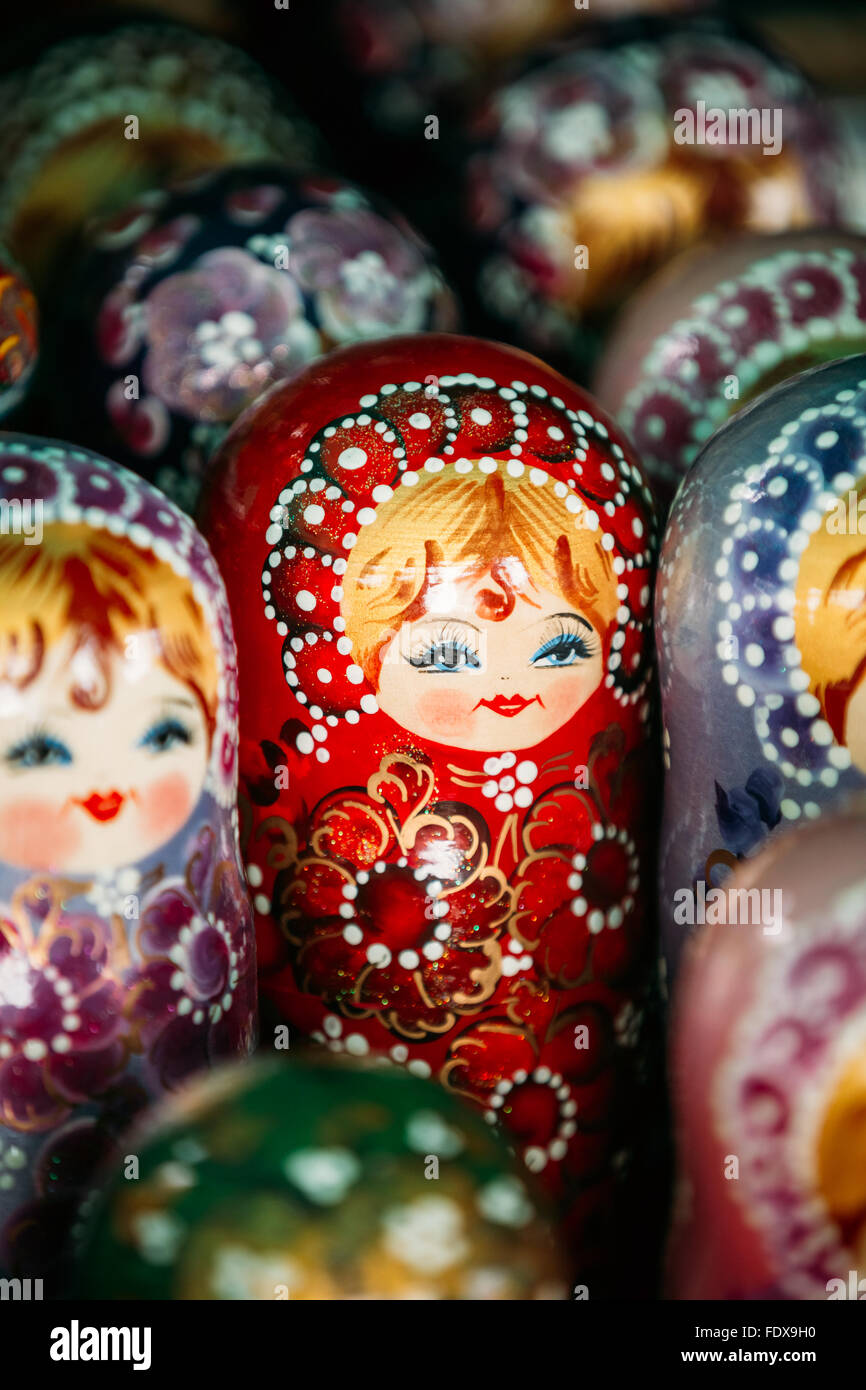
<box><xmin>795</xmin><ymin>477</ymin><xmax>866</xmax><ymax>745</ymax></box>
<box><xmin>342</xmin><ymin>468</ymin><xmax>618</xmax><ymax>686</ymax></box>
<box><xmin>817</xmin><ymin>1049</ymin><xmax>866</xmax><ymax>1223</ymax></box>
<box><xmin>0</xmin><ymin>523</ymin><xmax>218</xmax><ymax>736</ymax></box>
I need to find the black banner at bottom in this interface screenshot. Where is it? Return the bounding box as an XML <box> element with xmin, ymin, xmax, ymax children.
<box><xmin>0</xmin><ymin>1295</ymin><xmax>858</xmax><ymax>1378</ymax></box>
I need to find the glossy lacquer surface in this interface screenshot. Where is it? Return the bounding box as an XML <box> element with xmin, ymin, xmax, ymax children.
<box><xmin>657</xmin><ymin>356</ymin><xmax>866</xmax><ymax>978</ymax></box>
<box><xmin>200</xmin><ymin>333</ymin><xmax>659</xmax><ymax>1283</ymax></box>
<box><xmin>596</xmin><ymin>231</ymin><xmax>866</xmax><ymax>501</ymax></box>
<box><xmin>76</xmin><ymin>1055</ymin><xmax>571</xmax><ymax>1300</ymax></box>
<box><xmin>0</xmin><ymin>436</ymin><xmax>256</xmax><ymax>1287</ymax></box>
<box><xmin>668</xmin><ymin>806</ymin><xmax>866</xmax><ymax>1300</ymax></box>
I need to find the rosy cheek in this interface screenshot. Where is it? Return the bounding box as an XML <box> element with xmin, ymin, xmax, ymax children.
<box><xmin>416</xmin><ymin>688</ymin><xmax>479</xmax><ymax>736</ymax></box>
<box><xmin>0</xmin><ymin>800</ymin><xmax>81</xmax><ymax>870</ymax></box>
<box><xmin>543</xmin><ymin>669</ymin><xmax>601</xmax><ymax>724</ymax></box>
<box><xmin>138</xmin><ymin>772</ymin><xmax>194</xmax><ymax>840</ymax></box>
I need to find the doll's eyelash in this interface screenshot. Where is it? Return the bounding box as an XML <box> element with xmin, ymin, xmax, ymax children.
<box><xmin>531</xmin><ymin>615</ymin><xmax>598</xmax><ymax>663</ymax></box>
<box><xmin>542</xmin><ymin>614</ymin><xmax>596</xmax><ymax>644</ymax></box>
<box><xmin>4</xmin><ymin>724</ymin><xmax>73</xmax><ymax>769</ymax></box>
<box><xmin>138</xmin><ymin>715</ymin><xmax>196</xmax><ymax>753</ymax></box>
<box><xmin>406</xmin><ymin>621</ymin><xmax>482</xmax><ymax>671</ymax></box>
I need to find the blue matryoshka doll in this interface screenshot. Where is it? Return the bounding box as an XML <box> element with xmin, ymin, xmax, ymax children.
<box><xmin>657</xmin><ymin>356</ymin><xmax>866</xmax><ymax>977</ymax></box>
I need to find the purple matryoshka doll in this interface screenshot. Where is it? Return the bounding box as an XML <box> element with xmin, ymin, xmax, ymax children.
<box><xmin>0</xmin><ymin>436</ymin><xmax>256</xmax><ymax>1289</ymax></box>
<box><xmin>465</xmin><ymin>18</ymin><xmax>845</xmax><ymax>373</ymax></box>
<box><xmin>50</xmin><ymin>163</ymin><xmax>458</xmax><ymax>513</ymax></box>
<box><xmin>656</xmin><ymin>355</ymin><xmax>866</xmax><ymax>979</ymax></box>
<box><xmin>667</xmin><ymin>804</ymin><xmax>866</xmax><ymax>1300</ymax></box>
<box><xmin>595</xmin><ymin>230</ymin><xmax>866</xmax><ymax>506</ymax></box>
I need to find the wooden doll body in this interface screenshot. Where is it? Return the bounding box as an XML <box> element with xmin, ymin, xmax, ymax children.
<box><xmin>657</xmin><ymin>356</ymin><xmax>866</xmax><ymax>978</ymax></box>
<box><xmin>668</xmin><ymin>807</ymin><xmax>866</xmax><ymax>1300</ymax></box>
<box><xmin>200</xmin><ymin>333</ymin><xmax>660</xmax><ymax>1284</ymax></box>
<box><xmin>0</xmin><ymin>436</ymin><xmax>256</xmax><ymax>1287</ymax></box>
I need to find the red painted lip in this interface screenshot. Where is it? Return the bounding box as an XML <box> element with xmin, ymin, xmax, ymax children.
<box><xmin>476</xmin><ymin>694</ymin><xmax>540</xmax><ymax>717</ymax></box>
<box><xmin>77</xmin><ymin>791</ymin><xmax>125</xmax><ymax>823</ymax></box>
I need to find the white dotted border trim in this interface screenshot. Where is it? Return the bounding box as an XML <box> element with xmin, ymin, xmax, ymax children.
<box><xmin>262</xmin><ymin>373</ymin><xmax>655</xmax><ymax>758</ymax></box>
<box><xmin>713</xmin><ymin>380</ymin><xmax>866</xmax><ymax>816</ymax></box>
<box><xmin>0</xmin><ymin>440</ymin><xmax>240</xmax><ymax>808</ymax></box>
<box><xmin>716</xmin><ymin>894</ymin><xmax>866</xmax><ymax>1298</ymax></box>
<box><xmin>622</xmin><ymin>248</ymin><xmax>866</xmax><ymax>483</ymax></box>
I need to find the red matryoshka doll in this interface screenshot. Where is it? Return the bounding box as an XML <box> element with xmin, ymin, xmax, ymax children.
<box><xmin>668</xmin><ymin>804</ymin><xmax>866</xmax><ymax>1300</ymax></box>
<box><xmin>0</xmin><ymin>436</ymin><xmax>256</xmax><ymax>1290</ymax></box>
<box><xmin>200</xmin><ymin>334</ymin><xmax>659</xmax><ymax>1285</ymax></box>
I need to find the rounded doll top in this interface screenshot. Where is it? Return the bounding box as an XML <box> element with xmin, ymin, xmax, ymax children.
<box><xmin>200</xmin><ymin>333</ymin><xmax>659</xmax><ymax>776</ymax></box>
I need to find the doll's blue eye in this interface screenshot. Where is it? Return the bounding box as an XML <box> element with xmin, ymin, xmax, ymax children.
<box><xmin>139</xmin><ymin>717</ymin><xmax>194</xmax><ymax>753</ymax></box>
<box><xmin>409</xmin><ymin>640</ymin><xmax>482</xmax><ymax>673</ymax></box>
<box><xmin>5</xmin><ymin>733</ymin><xmax>72</xmax><ymax>769</ymax></box>
<box><xmin>531</xmin><ymin>633</ymin><xmax>594</xmax><ymax>667</ymax></box>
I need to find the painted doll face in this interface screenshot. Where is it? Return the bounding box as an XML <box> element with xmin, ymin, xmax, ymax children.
<box><xmin>375</xmin><ymin>563</ymin><xmax>605</xmax><ymax>752</ymax></box>
<box><xmin>794</xmin><ymin>496</ymin><xmax>866</xmax><ymax>780</ymax></box>
<box><xmin>0</xmin><ymin>630</ymin><xmax>209</xmax><ymax>874</ymax></box>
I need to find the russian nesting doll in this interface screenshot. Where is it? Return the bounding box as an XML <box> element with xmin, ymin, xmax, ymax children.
<box><xmin>0</xmin><ymin>21</ymin><xmax>317</xmax><ymax>289</ymax></box>
<box><xmin>199</xmin><ymin>333</ymin><xmax>660</xmax><ymax>1288</ymax></box>
<box><xmin>0</xmin><ymin>436</ymin><xmax>256</xmax><ymax>1289</ymax></box>
<box><xmin>595</xmin><ymin>230</ymin><xmax>866</xmax><ymax>503</ymax></box>
<box><xmin>331</xmin><ymin>0</ymin><xmax>583</xmax><ymax>138</ymax></box>
<box><xmin>668</xmin><ymin>804</ymin><xmax>866</xmax><ymax>1300</ymax></box>
<box><xmin>656</xmin><ymin>355</ymin><xmax>866</xmax><ymax>978</ymax></box>
<box><xmin>50</xmin><ymin>163</ymin><xmax>458</xmax><ymax>512</ymax></box>
<box><xmin>75</xmin><ymin>1054</ymin><xmax>571</xmax><ymax>1300</ymax></box>
<box><xmin>466</xmin><ymin>18</ymin><xmax>844</xmax><ymax>372</ymax></box>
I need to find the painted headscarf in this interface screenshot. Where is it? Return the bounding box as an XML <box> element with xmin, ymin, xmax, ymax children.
<box><xmin>610</xmin><ymin>240</ymin><xmax>866</xmax><ymax>495</ymax></box>
<box><xmin>261</xmin><ymin>370</ymin><xmax>655</xmax><ymax>731</ymax></box>
<box><xmin>655</xmin><ymin>357</ymin><xmax>866</xmax><ymax>980</ymax></box>
<box><xmin>710</xmin><ymin>370</ymin><xmax>866</xmax><ymax>809</ymax></box>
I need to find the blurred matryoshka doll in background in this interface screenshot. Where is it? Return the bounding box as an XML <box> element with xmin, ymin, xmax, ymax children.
<box><xmin>668</xmin><ymin>805</ymin><xmax>866</xmax><ymax>1300</ymax></box>
<box><xmin>464</xmin><ymin>18</ymin><xmax>847</xmax><ymax>377</ymax></box>
<box><xmin>328</xmin><ymin>0</ymin><xmax>735</xmax><ymax>145</ymax></box>
<box><xmin>200</xmin><ymin>333</ymin><xmax>662</xmax><ymax>1291</ymax></box>
<box><xmin>74</xmin><ymin>1054</ymin><xmax>573</xmax><ymax>1301</ymax></box>
<box><xmin>594</xmin><ymin>230</ymin><xmax>866</xmax><ymax>506</ymax></box>
<box><xmin>0</xmin><ymin>248</ymin><xmax>37</xmax><ymax>424</ymax></box>
<box><xmin>0</xmin><ymin>21</ymin><xmax>318</xmax><ymax>291</ymax></box>
<box><xmin>0</xmin><ymin>436</ymin><xmax>255</xmax><ymax>1290</ymax></box>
